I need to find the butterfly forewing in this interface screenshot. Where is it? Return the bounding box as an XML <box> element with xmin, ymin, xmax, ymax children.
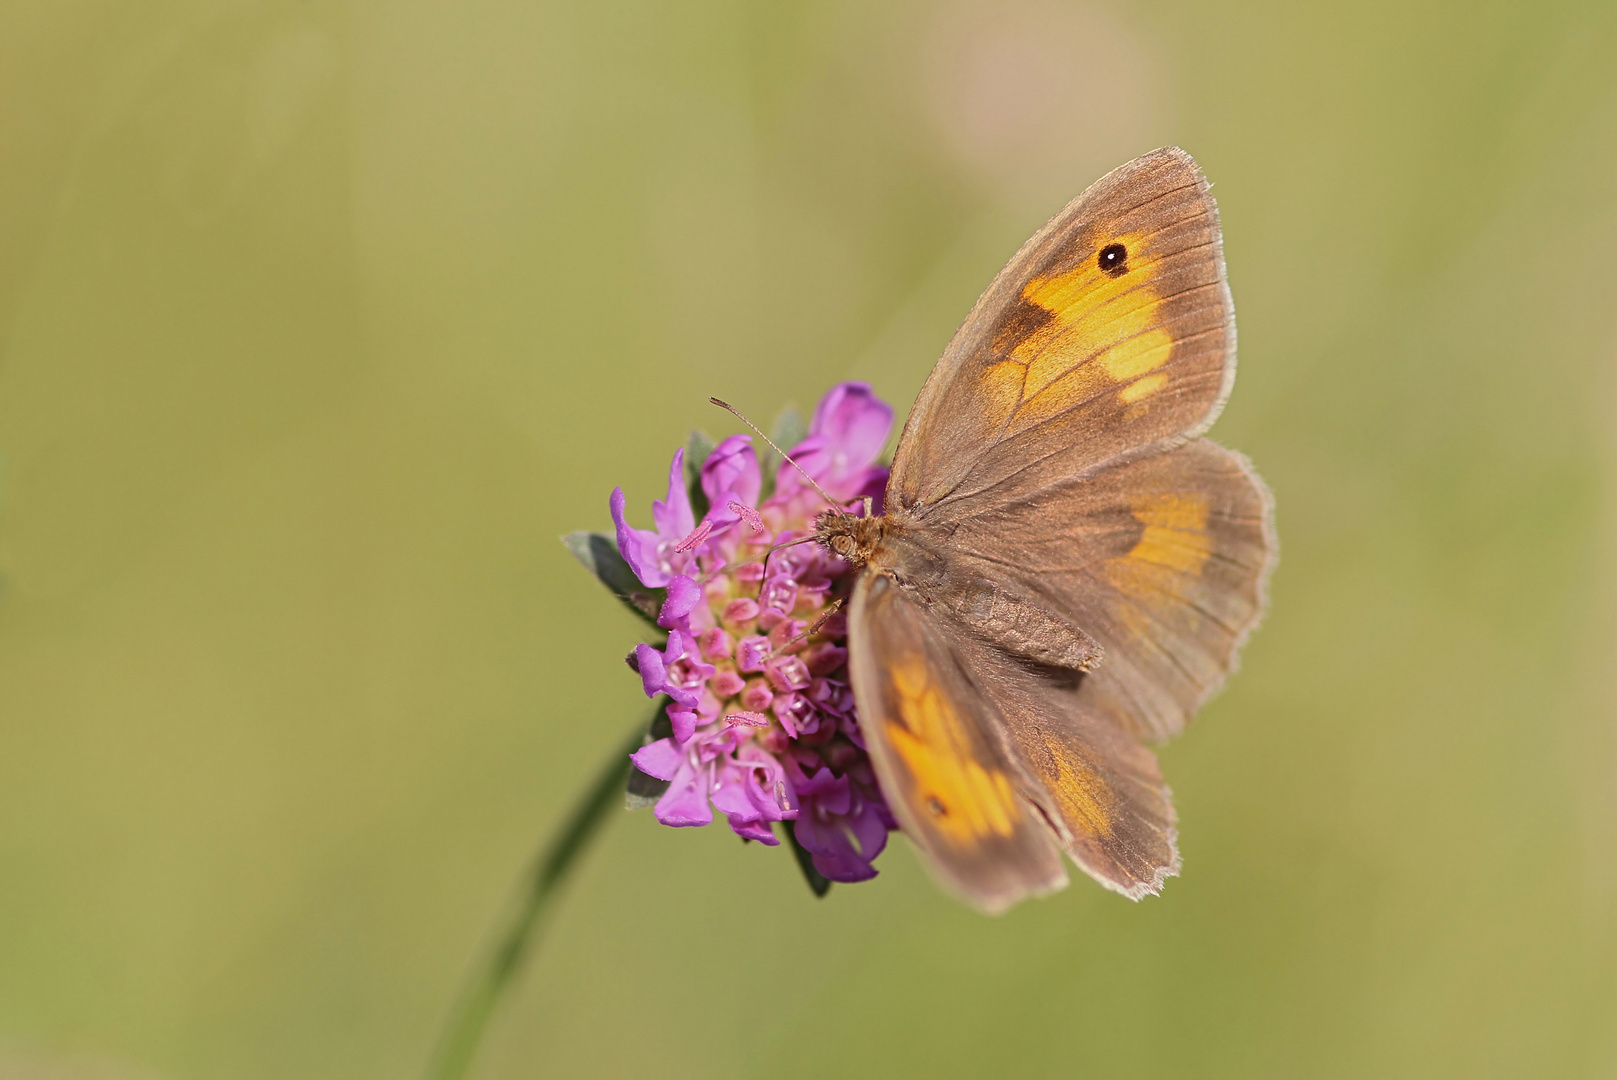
<box><xmin>847</xmin><ymin>574</ymin><xmax>1068</xmax><ymax>913</ymax></box>
<box><xmin>888</xmin><ymin>146</ymin><xmax>1234</xmax><ymax>521</ymax></box>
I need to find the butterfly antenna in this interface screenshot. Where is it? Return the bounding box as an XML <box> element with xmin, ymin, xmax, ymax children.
<box><xmin>768</xmin><ymin>597</ymin><xmax>845</xmax><ymax>658</ymax></box>
<box><xmin>709</xmin><ymin>397</ymin><xmax>847</xmax><ymax>515</ymax></box>
<box><xmin>756</xmin><ymin>532</ymin><xmax>822</xmax><ymax>587</ymax></box>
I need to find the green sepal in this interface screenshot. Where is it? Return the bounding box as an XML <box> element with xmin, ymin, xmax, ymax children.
<box><xmin>625</xmin><ymin>698</ymin><xmax>674</xmax><ymax>810</ymax></box>
<box><xmin>684</xmin><ymin>430</ymin><xmax>715</xmax><ymax>521</ymax></box>
<box><xmin>759</xmin><ymin>404</ymin><xmax>807</xmax><ymax>501</ymax></box>
<box><xmin>562</xmin><ymin>532</ymin><xmax>664</xmax><ymax>629</ymax></box>
<box><xmin>779</xmin><ymin>820</ymin><xmax>832</xmax><ymax>898</ymax></box>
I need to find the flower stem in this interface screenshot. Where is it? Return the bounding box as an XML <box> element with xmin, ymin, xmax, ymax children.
<box><xmin>425</xmin><ymin>720</ymin><xmax>644</xmax><ymax>1080</ymax></box>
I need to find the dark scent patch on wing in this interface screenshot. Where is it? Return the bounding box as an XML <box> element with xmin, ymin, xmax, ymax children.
<box><xmin>991</xmin><ymin>298</ymin><xmax>1056</xmax><ymax>355</ymax></box>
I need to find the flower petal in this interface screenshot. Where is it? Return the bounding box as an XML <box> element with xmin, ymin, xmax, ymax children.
<box><xmin>775</xmin><ymin>382</ymin><xmax>894</xmax><ymax>501</ymax></box>
<box><xmin>658</xmin><ymin>575</ymin><xmax>702</xmax><ymax>629</ymax></box>
<box><xmin>848</xmin><ymin>799</ymin><xmax>890</xmax><ymax>862</ymax></box>
<box><xmin>811</xmin><ymin>381</ymin><xmax>892</xmax><ymax>470</ymax></box>
<box><xmin>651</xmin><ymin>448</ymin><xmax>695</xmax><ymax>540</ymax></box>
<box><xmin>667</xmin><ymin>705</ymin><xmax>698</xmax><ymax>743</ymax></box>
<box><xmin>634</xmin><ymin>643</ymin><xmax>667</xmax><ymax>698</ymax></box>
<box><xmin>710</xmin><ymin>772</ymin><xmax>758</xmax><ymax>817</ymax></box>
<box><xmin>701</xmin><ymin>435</ymin><xmax>761</xmax><ymax>508</ymax></box>
<box><xmin>770</xmin><ymin>434</ymin><xmax>829</xmax><ymax>497</ymax></box>
<box><xmin>654</xmin><ymin>761</ymin><xmax>713</xmax><ymax>827</ymax></box>
<box><xmin>727</xmin><ymin>816</ymin><xmax>779</xmax><ymax>844</ymax></box>
<box><xmin>630</xmin><ymin>737</ymin><xmax>684</xmax><ymax>781</ymax></box>
<box><xmin>631</xmin><ymin>632</ymin><xmax>696</xmax><ymax>708</ymax></box>
<box><xmin>813</xmin><ymin>845</ymin><xmax>879</xmax><ymax>883</ymax></box>
<box><xmin>791</xmin><ymin>806</ymin><xmax>876</xmax><ymax>881</ymax></box>
<box><xmin>611</xmin><ymin>487</ymin><xmax>671</xmax><ymax>587</ymax></box>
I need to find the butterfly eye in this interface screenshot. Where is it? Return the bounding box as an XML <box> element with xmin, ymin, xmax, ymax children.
<box><xmin>1098</xmin><ymin>242</ymin><xmax>1128</xmax><ymax>277</ymax></box>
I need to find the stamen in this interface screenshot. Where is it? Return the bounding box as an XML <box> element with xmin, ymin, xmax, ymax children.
<box><xmin>674</xmin><ymin>519</ymin><xmax>714</xmax><ymax>553</ymax></box>
<box><xmin>775</xmin><ymin>780</ymin><xmax>793</xmax><ymax>813</ymax></box>
<box><xmin>727</xmin><ymin>501</ymin><xmax>767</xmax><ymax>536</ymax></box>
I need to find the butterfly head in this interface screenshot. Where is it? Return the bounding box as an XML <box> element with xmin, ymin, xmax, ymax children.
<box><xmin>813</xmin><ymin>509</ymin><xmax>887</xmax><ymax>568</ymax></box>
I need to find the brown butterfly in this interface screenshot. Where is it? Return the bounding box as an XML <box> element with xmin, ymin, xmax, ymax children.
<box><xmin>815</xmin><ymin>147</ymin><xmax>1276</xmax><ymax>912</ymax></box>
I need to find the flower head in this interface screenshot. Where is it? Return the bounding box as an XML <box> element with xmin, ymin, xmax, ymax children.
<box><xmin>609</xmin><ymin>383</ymin><xmax>897</xmax><ymax>883</ymax></box>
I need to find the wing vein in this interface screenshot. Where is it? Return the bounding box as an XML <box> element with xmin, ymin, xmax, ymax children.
<box><xmin>931</xmin><ymin>326</ymin><xmax>1227</xmax><ymax>511</ymax></box>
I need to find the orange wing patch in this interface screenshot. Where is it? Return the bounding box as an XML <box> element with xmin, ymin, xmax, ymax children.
<box><xmin>884</xmin><ymin>654</ymin><xmax>1021</xmax><ymax>846</ymax></box>
<box><xmin>1035</xmin><ymin>734</ymin><xmax>1116</xmax><ymax>840</ymax></box>
<box><xmin>1126</xmin><ymin>493</ymin><xmax>1214</xmax><ymax>573</ymax></box>
<box><xmin>850</xmin><ymin>575</ymin><xmax>1071</xmax><ymax>911</ymax></box>
<box><xmin>983</xmin><ymin>228</ymin><xmax>1177</xmax><ymax>434</ymax></box>
<box><xmin>1119</xmin><ymin>372</ymin><xmax>1169</xmax><ymax>404</ymax></box>
<box><xmin>1104</xmin><ymin>493</ymin><xmax>1214</xmax><ymax>635</ymax></box>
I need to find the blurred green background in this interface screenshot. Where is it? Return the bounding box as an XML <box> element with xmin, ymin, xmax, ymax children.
<box><xmin>2</xmin><ymin>1</ymin><xmax>1615</xmax><ymax>1077</ymax></box>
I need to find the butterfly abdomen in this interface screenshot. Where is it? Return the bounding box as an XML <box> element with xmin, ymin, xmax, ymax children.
<box><xmin>940</xmin><ymin>580</ymin><xmax>1104</xmax><ymax>672</ymax></box>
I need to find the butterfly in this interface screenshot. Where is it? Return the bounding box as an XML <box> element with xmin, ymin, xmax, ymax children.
<box><xmin>816</xmin><ymin>147</ymin><xmax>1276</xmax><ymax>912</ymax></box>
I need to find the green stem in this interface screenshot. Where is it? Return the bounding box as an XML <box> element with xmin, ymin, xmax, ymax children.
<box><xmin>425</xmin><ymin>720</ymin><xmax>644</xmax><ymax>1080</ymax></box>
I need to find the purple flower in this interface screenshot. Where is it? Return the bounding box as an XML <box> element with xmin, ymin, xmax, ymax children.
<box><xmin>773</xmin><ymin>381</ymin><xmax>893</xmax><ymax>507</ymax></box>
<box><xmin>790</xmin><ymin>763</ymin><xmax>891</xmax><ymax>882</ymax></box>
<box><xmin>630</xmin><ymin>735</ymin><xmax>717</xmax><ymax>827</ymax></box>
<box><xmin>632</xmin><ymin>631</ymin><xmax>707</xmax><ymax>709</ymax></box>
<box><xmin>603</xmin><ymin>383</ymin><xmax>900</xmax><ymax>881</ymax></box>
<box><xmin>610</xmin><ymin>448</ymin><xmax>695</xmax><ymax>587</ymax></box>
<box><xmin>658</xmin><ymin>575</ymin><xmax>703</xmax><ymax>629</ymax></box>
<box><xmin>701</xmin><ymin>434</ymin><xmax>762</xmax><ymax>519</ymax></box>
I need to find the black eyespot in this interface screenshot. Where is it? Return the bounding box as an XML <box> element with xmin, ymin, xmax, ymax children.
<box><xmin>927</xmin><ymin>797</ymin><xmax>947</xmax><ymax>817</ymax></box>
<box><xmin>1098</xmin><ymin>242</ymin><xmax>1128</xmax><ymax>277</ymax></box>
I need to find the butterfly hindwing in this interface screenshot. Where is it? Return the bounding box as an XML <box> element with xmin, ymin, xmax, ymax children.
<box><xmin>946</xmin><ymin>437</ymin><xmax>1276</xmax><ymax>743</ymax></box>
<box><xmin>847</xmin><ymin>574</ymin><xmax>1067</xmax><ymax>913</ymax></box>
<box><xmin>851</xmin><ymin>569</ymin><xmax>1188</xmax><ymax>902</ymax></box>
<box><xmin>889</xmin><ymin>146</ymin><xmax>1233</xmax><ymax>520</ymax></box>
<box><xmin>957</xmin><ymin>637</ymin><xmax>1182</xmax><ymax>899</ymax></box>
